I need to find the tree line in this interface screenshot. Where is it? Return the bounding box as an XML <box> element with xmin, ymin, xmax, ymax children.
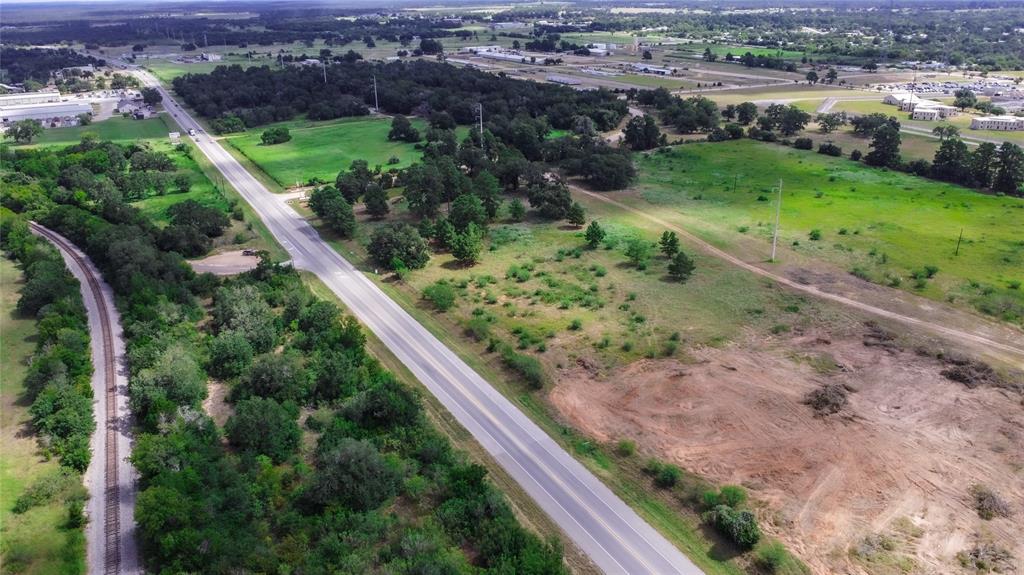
<box><xmin>631</xmin><ymin>91</ymin><xmax>1024</xmax><ymax>198</ymax></box>
<box><xmin>171</xmin><ymin>59</ymin><xmax>627</xmax><ymax>135</ymax></box>
<box><xmin>0</xmin><ymin>218</ymin><xmax>94</xmax><ymax>473</ymax></box>
<box><xmin>0</xmin><ymin>47</ymin><xmax>103</xmax><ymax>85</ymax></box>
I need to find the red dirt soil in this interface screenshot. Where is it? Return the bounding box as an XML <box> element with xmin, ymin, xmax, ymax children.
<box><xmin>549</xmin><ymin>330</ymin><xmax>1024</xmax><ymax>574</ymax></box>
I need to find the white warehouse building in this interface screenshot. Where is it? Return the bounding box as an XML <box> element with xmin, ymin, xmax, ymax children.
<box><xmin>0</xmin><ymin>90</ymin><xmax>62</xmax><ymax>107</ymax></box>
<box><xmin>0</xmin><ymin>101</ymin><xmax>93</xmax><ymax>125</ymax></box>
<box><xmin>970</xmin><ymin>116</ymin><xmax>1024</xmax><ymax>131</ymax></box>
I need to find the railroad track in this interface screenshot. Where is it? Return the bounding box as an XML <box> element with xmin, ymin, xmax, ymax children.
<box><xmin>30</xmin><ymin>223</ymin><xmax>121</xmax><ymax>574</ymax></box>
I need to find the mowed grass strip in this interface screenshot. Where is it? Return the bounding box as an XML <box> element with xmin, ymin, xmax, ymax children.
<box><xmin>0</xmin><ymin>259</ymin><xmax>85</xmax><ymax>575</ymax></box>
<box><xmin>635</xmin><ymin>139</ymin><xmax>1024</xmax><ymax>319</ymax></box>
<box><xmin>223</xmin><ymin>116</ymin><xmax>431</xmax><ymax>188</ymax></box>
<box><xmin>30</xmin><ymin>116</ymin><xmax>171</xmax><ymax>147</ymax></box>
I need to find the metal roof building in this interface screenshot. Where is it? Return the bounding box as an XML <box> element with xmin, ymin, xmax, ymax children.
<box><xmin>0</xmin><ymin>90</ymin><xmax>62</xmax><ymax>107</ymax></box>
<box><xmin>0</xmin><ymin>101</ymin><xmax>93</xmax><ymax>124</ymax></box>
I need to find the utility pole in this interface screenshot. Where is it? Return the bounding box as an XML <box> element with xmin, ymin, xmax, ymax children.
<box><xmin>477</xmin><ymin>102</ymin><xmax>484</xmax><ymax>140</ymax></box>
<box><xmin>955</xmin><ymin>227</ymin><xmax>963</xmax><ymax>256</ymax></box>
<box><xmin>322</xmin><ymin>59</ymin><xmax>327</xmax><ymax>85</ymax></box>
<box><xmin>770</xmin><ymin>179</ymin><xmax>783</xmax><ymax>262</ymax></box>
<box><xmin>372</xmin><ymin>75</ymin><xmax>379</xmax><ymax>112</ymax></box>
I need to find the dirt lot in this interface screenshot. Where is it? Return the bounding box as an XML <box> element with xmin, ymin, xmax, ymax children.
<box><xmin>550</xmin><ymin>326</ymin><xmax>1023</xmax><ymax>574</ymax></box>
<box><xmin>188</xmin><ymin>250</ymin><xmax>259</xmax><ymax>275</ymax></box>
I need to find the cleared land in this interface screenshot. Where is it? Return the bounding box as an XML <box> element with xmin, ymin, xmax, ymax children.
<box><xmin>706</xmin><ymin>85</ymin><xmax>877</xmax><ymax>107</ymax></box>
<box><xmin>633</xmin><ymin>140</ymin><xmax>1024</xmax><ymax>324</ymax></box>
<box><xmin>609</xmin><ymin>74</ymin><xmax>695</xmax><ymax>90</ymax></box>
<box><xmin>223</xmin><ymin>116</ymin><xmax>437</xmax><ymax>188</ymax></box>
<box><xmin>0</xmin><ymin>258</ymin><xmax>86</xmax><ymax>575</ymax></box>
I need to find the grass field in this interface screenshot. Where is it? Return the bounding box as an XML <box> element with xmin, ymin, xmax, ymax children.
<box><xmin>31</xmin><ymin>116</ymin><xmax>172</xmax><ymax>147</ymax></box>
<box><xmin>224</xmin><ymin>116</ymin><xmax>464</xmax><ymax>188</ymax></box>
<box><xmin>144</xmin><ymin>56</ymin><xmax>261</xmax><ymax>84</ymax></box>
<box><xmin>0</xmin><ymin>258</ymin><xmax>86</xmax><ymax>575</ymax></box>
<box><xmin>828</xmin><ymin>99</ymin><xmax>900</xmax><ymax>117</ymax></box>
<box><xmin>675</xmin><ymin>43</ymin><xmax>806</xmax><ymax>60</ymax></box>
<box><xmin>634</xmin><ymin>140</ymin><xmax>1024</xmax><ymax>323</ymax></box>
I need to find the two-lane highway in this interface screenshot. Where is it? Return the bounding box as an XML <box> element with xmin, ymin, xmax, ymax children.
<box><xmin>137</xmin><ymin>70</ymin><xmax>702</xmax><ymax>574</ymax></box>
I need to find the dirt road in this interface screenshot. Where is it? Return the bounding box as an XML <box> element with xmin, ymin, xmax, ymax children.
<box><xmin>570</xmin><ymin>186</ymin><xmax>1024</xmax><ymax>365</ymax></box>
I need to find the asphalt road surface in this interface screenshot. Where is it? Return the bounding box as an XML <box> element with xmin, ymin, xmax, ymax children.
<box><xmin>137</xmin><ymin>70</ymin><xmax>703</xmax><ymax>575</ymax></box>
<box><xmin>31</xmin><ymin>224</ymin><xmax>139</xmax><ymax>575</ymax></box>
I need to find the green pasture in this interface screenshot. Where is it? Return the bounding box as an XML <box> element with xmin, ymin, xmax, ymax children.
<box><xmin>31</xmin><ymin>116</ymin><xmax>172</xmax><ymax>147</ymax></box>
<box><xmin>634</xmin><ymin>140</ymin><xmax>1024</xmax><ymax>323</ymax></box>
<box><xmin>144</xmin><ymin>57</ymin><xmax>262</xmax><ymax>84</ymax></box>
<box><xmin>224</xmin><ymin>116</ymin><xmax>464</xmax><ymax>188</ymax></box>
<box><xmin>675</xmin><ymin>43</ymin><xmax>806</xmax><ymax>60</ymax></box>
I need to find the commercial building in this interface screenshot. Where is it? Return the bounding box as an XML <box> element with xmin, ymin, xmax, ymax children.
<box><xmin>459</xmin><ymin>45</ymin><xmax>503</xmax><ymax>54</ymax></box>
<box><xmin>547</xmin><ymin>74</ymin><xmax>581</xmax><ymax>85</ymax></box>
<box><xmin>970</xmin><ymin>116</ymin><xmax>1024</xmax><ymax>131</ymax></box>
<box><xmin>884</xmin><ymin>91</ymin><xmax>958</xmax><ymax>119</ymax></box>
<box><xmin>883</xmin><ymin>91</ymin><xmax>924</xmax><ymax>107</ymax></box>
<box><xmin>0</xmin><ymin>90</ymin><xmax>62</xmax><ymax>107</ymax></box>
<box><xmin>488</xmin><ymin>21</ymin><xmax>527</xmax><ymax>30</ymax></box>
<box><xmin>0</xmin><ymin>101</ymin><xmax>93</xmax><ymax>125</ymax></box>
<box><xmin>631</xmin><ymin>63</ymin><xmax>675</xmax><ymax>75</ymax></box>
<box><xmin>478</xmin><ymin>51</ymin><xmax>529</xmax><ymax>63</ymax></box>
<box><xmin>907</xmin><ymin>101</ymin><xmax>959</xmax><ymax>119</ymax></box>
<box><xmin>201</xmin><ymin>53</ymin><xmax>223</xmax><ymax>61</ymax></box>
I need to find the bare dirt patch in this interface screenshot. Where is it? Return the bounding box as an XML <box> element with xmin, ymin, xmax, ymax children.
<box><xmin>188</xmin><ymin>250</ymin><xmax>259</xmax><ymax>275</ymax></box>
<box><xmin>549</xmin><ymin>330</ymin><xmax>1024</xmax><ymax>574</ymax></box>
<box><xmin>202</xmin><ymin>381</ymin><xmax>234</xmax><ymax>428</ymax></box>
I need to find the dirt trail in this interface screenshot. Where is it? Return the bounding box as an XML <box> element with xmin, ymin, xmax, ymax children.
<box><xmin>570</xmin><ymin>185</ymin><xmax>1024</xmax><ymax>367</ymax></box>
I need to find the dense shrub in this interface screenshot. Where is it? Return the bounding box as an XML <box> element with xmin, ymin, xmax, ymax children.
<box><xmin>817</xmin><ymin>142</ymin><xmax>842</xmax><ymax>157</ymax></box>
<box><xmin>704</xmin><ymin>505</ymin><xmax>762</xmax><ymax>549</ymax></box>
<box><xmin>260</xmin><ymin>126</ymin><xmax>292</xmax><ymax>145</ymax></box>
<box><xmin>368</xmin><ymin>223</ymin><xmax>430</xmax><ymax>270</ymax></box>
<box><xmin>423</xmin><ymin>280</ymin><xmax>457</xmax><ymax>311</ymax></box>
<box><xmin>225</xmin><ymin>397</ymin><xmax>301</xmax><ymax>463</ymax></box>
<box><xmin>703</xmin><ymin>485</ymin><xmax>748</xmax><ymax>509</ymax></box>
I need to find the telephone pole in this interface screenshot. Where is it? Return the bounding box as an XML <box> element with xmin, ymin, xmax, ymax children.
<box><xmin>322</xmin><ymin>59</ymin><xmax>327</xmax><ymax>85</ymax></box>
<box><xmin>770</xmin><ymin>179</ymin><xmax>783</xmax><ymax>262</ymax></box>
<box><xmin>477</xmin><ymin>103</ymin><xmax>484</xmax><ymax>139</ymax></box>
<box><xmin>372</xmin><ymin>75</ymin><xmax>379</xmax><ymax>112</ymax></box>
